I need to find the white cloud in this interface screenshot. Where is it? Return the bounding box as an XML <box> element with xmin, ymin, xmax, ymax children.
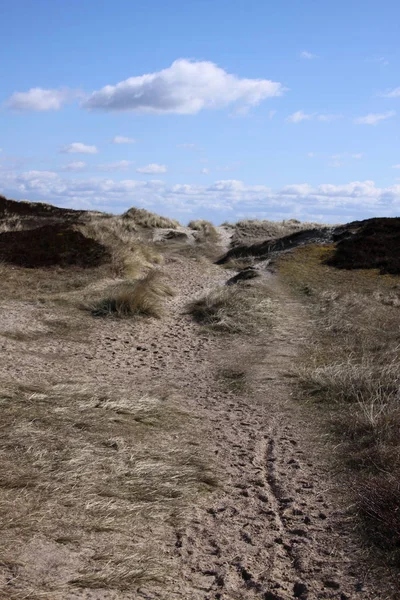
<box><xmin>201</xmin><ymin>168</ymin><xmax>209</xmax><ymax>174</ymax></box>
<box><xmin>6</xmin><ymin>87</ymin><xmax>74</xmax><ymax>111</ymax></box>
<box><xmin>82</xmin><ymin>59</ymin><xmax>285</xmax><ymax>114</ymax></box>
<box><xmin>97</xmin><ymin>160</ymin><xmax>134</xmax><ymax>171</ymax></box>
<box><xmin>328</xmin><ymin>160</ymin><xmax>343</xmax><ymax>168</ymax></box>
<box><xmin>351</xmin><ymin>153</ymin><xmax>363</xmax><ymax>159</ymax></box>
<box><xmin>1</xmin><ymin>170</ymin><xmax>399</xmax><ymax>222</ymax></box>
<box><xmin>112</xmin><ymin>136</ymin><xmax>136</xmax><ymax>144</ymax></box>
<box><xmin>177</xmin><ymin>143</ymin><xmax>196</xmax><ymax>149</ymax></box>
<box><xmin>60</xmin><ymin>142</ymin><xmax>98</xmax><ymax>154</ymax></box>
<box><xmin>286</xmin><ymin>110</ymin><xmax>313</xmax><ymax>123</ymax></box>
<box><xmin>300</xmin><ymin>51</ymin><xmax>317</xmax><ymax>59</ymax></box>
<box><xmin>136</xmin><ymin>163</ymin><xmax>167</xmax><ymax>174</ymax></box>
<box><xmin>379</xmin><ymin>87</ymin><xmax>400</xmax><ymax>98</ymax></box>
<box><xmin>287</xmin><ymin>111</ymin><xmax>341</xmax><ymax>123</ymax></box>
<box><xmin>393</xmin><ymin>164</ymin><xmax>400</xmax><ymax>169</ymax></box>
<box><xmin>307</xmin><ymin>152</ymin><xmax>316</xmax><ymax>158</ymax></box>
<box><xmin>268</xmin><ymin>110</ymin><xmax>277</xmax><ymax>119</ymax></box>
<box><xmin>354</xmin><ymin>110</ymin><xmax>396</xmax><ymax>125</ymax></box>
<box><xmin>61</xmin><ymin>161</ymin><xmax>87</xmax><ymax>172</ymax></box>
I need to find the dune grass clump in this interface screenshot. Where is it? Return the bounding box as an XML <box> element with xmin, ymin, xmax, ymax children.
<box><xmin>188</xmin><ymin>219</ymin><xmax>220</xmax><ymax>242</ymax></box>
<box><xmin>123</xmin><ymin>207</ymin><xmax>180</xmax><ymax>230</ymax></box>
<box><xmin>78</xmin><ymin>214</ymin><xmax>163</xmax><ymax>278</ymax></box>
<box><xmin>188</xmin><ymin>282</ymin><xmax>273</xmax><ymax>334</ymax></box>
<box><xmin>86</xmin><ymin>271</ymin><xmax>175</xmax><ymax>318</ymax></box>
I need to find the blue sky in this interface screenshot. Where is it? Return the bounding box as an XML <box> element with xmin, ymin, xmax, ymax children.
<box><xmin>1</xmin><ymin>0</ymin><xmax>399</xmax><ymax>224</ymax></box>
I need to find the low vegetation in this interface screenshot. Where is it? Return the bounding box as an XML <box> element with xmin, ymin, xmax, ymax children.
<box><xmin>188</xmin><ymin>219</ymin><xmax>220</xmax><ymax>242</ymax></box>
<box><xmin>84</xmin><ymin>271</ymin><xmax>175</xmax><ymax>318</ymax></box>
<box><xmin>228</xmin><ymin>217</ymin><xmax>324</xmax><ymax>247</ymax></box>
<box><xmin>0</xmin><ymin>382</ymin><xmax>216</xmax><ymax>598</ymax></box>
<box><xmin>0</xmin><ymin>224</ymin><xmax>110</xmax><ymax>269</ymax></box>
<box><xmin>123</xmin><ymin>207</ymin><xmax>180</xmax><ymax>229</ymax></box>
<box><xmin>326</xmin><ymin>217</ymin><xmax>400</xmax><ymax>275</ymax></box>
<box><xmin>279</xmin><ymin>244</ymin><xmax>400</xmax><ymax>562</ymax></box>
<box><xmin>217</xmin><ymin>227</ymin><xmax>332</xmax><ymax>265</ymax></box>
<box><xmin>78</xmin><ymin>213</ymin><xmax>163</xmax><ymax>278</ymax></box>
<box><xmin>220</xmin><ymin>257</ymin><xmax>255</xmax><ymax>270</ymax></box>
<box><xmin>188</xmin><ymin>281</ymin><xmax>273</xmax><ymax>334</ymax></box>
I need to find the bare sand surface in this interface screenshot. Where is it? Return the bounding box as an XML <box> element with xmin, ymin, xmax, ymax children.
<box><xmin>0</xmin><ymin>236</ymin><xmax>396</xmax><ymax>599</ymax></box>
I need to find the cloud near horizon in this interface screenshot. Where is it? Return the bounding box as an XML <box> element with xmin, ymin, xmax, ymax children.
<box><xmin>379</xmin><ymin>87</ymin><xmax>400</xmax><ymax>98</ymax></box>
<box><xmin>136</xmin><ymin>164</ymin><xmax>167</xmax><ymax>174</ymax></box>
<box><xmin>60</xmin><ymin>143</ymin><xmax>98</xmax><ymax>154</ymax></box>
<box><xmin>354</xmin><ymin>111</ymin><xmax>396</xmax><ymax>125</ymax></box>
<box><xmin>81</xmin><ymin>59</ymin><xmax>286</xmax><ymax>114</ymax></box>
<box><xmin>98</xmin><ymin>160</ymin><xmax>135</xmax><ymax>171</ymax></box>
<box><xmin>112</xmin><ymin>136</ymin><xmax>136</xmax><ymax>144</ymax></box>
<box><xmin>61</xmin><ymin>161</ymin><xmax>87</xmax><ymax>172</ymax></box>
<box><xmin>1</xmin><ymin>169</ymin><xmax>399</xmax><ymax>222</ymax></box>
<box><xmin>286</xmin><ymin>110</ymin><xmax>342</xmax><ymax>123</ymax></box>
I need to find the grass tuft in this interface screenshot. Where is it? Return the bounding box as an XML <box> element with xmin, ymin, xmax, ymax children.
<box><xmin>85</xmin><ymin>271</ymin><xmax>175</xmax><ymax>318</ymax></box>
<box><xmin>123</xmin><ymin>207</ymin><xmax>180</xmax><ymax>229</ymax></box>
<box><xmin>188</xmin><ymin>282</ymin><xmax>273</xmax><ymax>334</ymax></box>
<box><xmin>188</xmin><ymin>220</ymin><xmax>220</xmax><ymax>242</ymax></box>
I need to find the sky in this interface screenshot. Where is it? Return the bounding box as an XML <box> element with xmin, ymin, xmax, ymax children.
<box><xmin>1</xmin><ymin>0</ymin><xmax>400</xmax><ymax>224</ymax></box>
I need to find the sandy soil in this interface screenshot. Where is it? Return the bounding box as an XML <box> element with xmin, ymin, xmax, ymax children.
<box><xmin>0</xmin><ymin>233</ymin><xmax>396</xmax><ymax>599</ymax></box>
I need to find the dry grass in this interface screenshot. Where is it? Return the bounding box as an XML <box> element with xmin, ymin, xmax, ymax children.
<box><xmin>0</xmin><ymin>261</ymin><xmax>107</xmax><ymax>303</ymax></box>
<box><xmin>78</xmin><ymin>213</ymin><xmax>163</xmax><ymax>279</ymax></box>
<box><xmin>0</xmin><ymin>216</ymin><xmax>24</xmax><ymax>233</ymax></box>
<box><xmin>221</xmin><ymin>257</ymin><xmax>256</xmax><ymax>270</ymax></box>
<box><xmin>123</xmin><ymin>207</ymin><xmax>180</xmax><ymax>230</ymax></box>
<box><xmin>217</xmin><ymin>367</ymin><xmax>247</xmax><ymax>394</ymax></box>
<box><xmin>84</xmin><ymin>270</ymin><xmax>175</xmax><ymax>318</ymax></box>
<box><xmin>188</xmin><ymin>219</ymin><xmax>220</xmax><ymax>242</ymax></box>
<box><xmin>188</xmin><ymin>281</ymin><xmax>273</xmax><ymax>334</ymax></box>
<box><xmin>279</xmin><ymin>245</ymin><xmax>400</xmax><ymax>561</ymax></box>
<box><xmin>229</xmin><ymin>218</ymin><xmax>324</xmax><ymax>247</ymax></box>
<box><xmin>0</xmin><ymin>382</ymin><xmax>216</xmax><ymax>597</ymax></box>
<box><xmin>0</xmin><ymin>212</ymin><xmax>165</xmax><ymax>306</ymax></box>
<box><xmin>155</xmin><ymin>236</ymin><xmax>223</xmax><ymax>264</ymax></box>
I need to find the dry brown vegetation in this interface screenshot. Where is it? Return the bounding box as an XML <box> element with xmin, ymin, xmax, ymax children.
<box><xmin>0</xmin><ymin>197</ymin><xmax>220</xmax><ymax>599</ymax></box>
<box><xmin>78</xmin><ymin>213</ymin><xmax>163</xmax><ymax>278</ymax></box>
<box><xmin>84</xmin><ymin>271</ymin><xmax>175</xmax><ymax>318</ymax></box>
<box><xmin>0</xmin><ymin>382</ymin><xmax>216</xmax><ymax>598</ymax></box>
<box><xmin>279</xmin><ymin>245</ymin><xmax>400</xmax><ymax>562</ymax></box>
<box><xmin>228</xmin><ymin>217</ymin><xmax>324</xmax><ymax>247</ymax></box>
<box><xmin>188</xmin><ymin>281</ymin><xmax>273</xmax><ymax>334</ymax></box>
<box><xmin>188</xmin><ymin>219</ymin><xmax>220</xmax><ymax>242</ymax></box>
<box><xmin>220</xmin><ymin>257</ymin><xmax>256</xmax><ymax>270</ymax></box>
<box><xmin>123</xmin><ymin>207</ymin><xmax>180</xmax><ymax>229</ymax></box>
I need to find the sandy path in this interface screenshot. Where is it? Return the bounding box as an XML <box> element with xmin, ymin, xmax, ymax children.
<box><xmin>0</xmin><ymin>244</ymin><xmax>395</xmax><ymax>599</ymax></box>
<box><xmin>167</xmin><ymin>275</ymin><xmax>395</xmax><ymax>600</ymax></box>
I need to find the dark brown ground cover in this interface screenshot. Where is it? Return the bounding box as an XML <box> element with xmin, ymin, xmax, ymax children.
<box><xmin>327</xmin><ymin>217</ymin><xmax>400</xmax><ymax>274</ymax></box>
<box><xmin>216</xmin><ymin>228</ymin><xmax>333</xmax><ymax>264</ymax></box>
<box><xmin>0</xmin><ymin>224</ymin><xmax>110</xmax><ymax>268</ymax></box>
<box><xmin>0</xmin><ymin>195</ymin><xmax>86</xmax><ymax>220</ymax></box>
